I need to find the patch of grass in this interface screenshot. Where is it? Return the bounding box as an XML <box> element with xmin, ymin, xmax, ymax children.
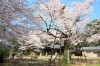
<box><xmin>87</xmin><ymin>64</ymin><xmax>100</xmax><ymax>66</ymax></box>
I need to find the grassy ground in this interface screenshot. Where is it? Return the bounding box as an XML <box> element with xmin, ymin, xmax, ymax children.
<box><xmin>87</xmin><ymin>64</ymin><xmax>100</xmax><ymax>66</ymax></box>
<box><xmin>72</xmin><ymin>63</ymin><xmax>100</xmax><ymax>66</ymax></box>
<box><xmin>38</xmin><ymin>55</ymin><xmax>100</xmax><ymax>66</ymax></box>
<box><xmin>4</xmin><ymin>55</ymin><xmax>100</xmax><ymax>66</ymax></box>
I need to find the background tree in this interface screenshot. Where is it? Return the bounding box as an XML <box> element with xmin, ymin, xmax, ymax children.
<box><xmin>85</xmin><ymin>19</ymin><xmax>100</xmax><ymax>46</ymax></box>
<box><xmin>0</xmin><ymin>0</ymin><xmax>34</xmax><ymax>49</ymax></box>
<box><xmin>86</xmin><ymin>19</ymin><xmax>100</xmax><ymax>35</ymax></box>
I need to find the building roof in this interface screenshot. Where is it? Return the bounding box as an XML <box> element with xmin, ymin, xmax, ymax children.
<box><xmin>80</xmin><ymin>46</ymin><xmax>100</xmax><ymax>51</ymax></box>
<box><xmin>48</xmin><ymin>43</ymin><xmax>64</xmax><ymax>49</ymax></box>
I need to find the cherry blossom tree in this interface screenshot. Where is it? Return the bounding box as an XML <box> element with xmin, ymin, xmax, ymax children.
<box><xmin>0</xmin><ymin>0</ymin><xmax>35</xmax><ymax>49</ymax></box>
<box><xmin>86</xmin><ymin>19</ymin><xmax>100</xmax><ymax>35</ymax></box>
<box><xmin>17</xmin><ymin>30</ymin><xmax>57</xmax><ymax>60</ymax></box>
<box><xmin>27</xmin><ymin>0</ymin><xmax>95</xmax><ymax>65</ymax></box>
<box><xmin>86</xmin><ymin>19</ymin><xmax>100</xmax><ymax>45</ymax></box>
<box><xmin>0</xmin><ymin>0</ymin><xmax>36</xmax><ymax>60</ymax></box>
<box><xmin>30</xmin><ymin>0</ymin><xmax>95</xmax><ymax>46</ymax></box>
<box><xmin>18</xmin><ymin>30</ymin><xmax>57</xmax><ymax>50</ymax></box>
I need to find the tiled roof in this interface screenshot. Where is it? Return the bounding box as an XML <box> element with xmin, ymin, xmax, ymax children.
<box><xmin>80</xmin><ymin>46</ymin><xmax>100</xmax><ymax>51</ymax></box>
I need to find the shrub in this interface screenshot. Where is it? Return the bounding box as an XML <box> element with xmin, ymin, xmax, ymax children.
<box><xmin>23</xmin><ymin>50</ymin><xmax>31</xmax><ymax>56</ymax></box>
<box><xmin>0</xmin><ymin>49</ymin><xmax>9</xmax><ymax>62</ymax></box>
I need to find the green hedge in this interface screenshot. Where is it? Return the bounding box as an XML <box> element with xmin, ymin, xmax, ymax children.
<box><xmin>0</xmin><ymin>49</ymin><xmax>9</xmax><ymax>61</ymax></box>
